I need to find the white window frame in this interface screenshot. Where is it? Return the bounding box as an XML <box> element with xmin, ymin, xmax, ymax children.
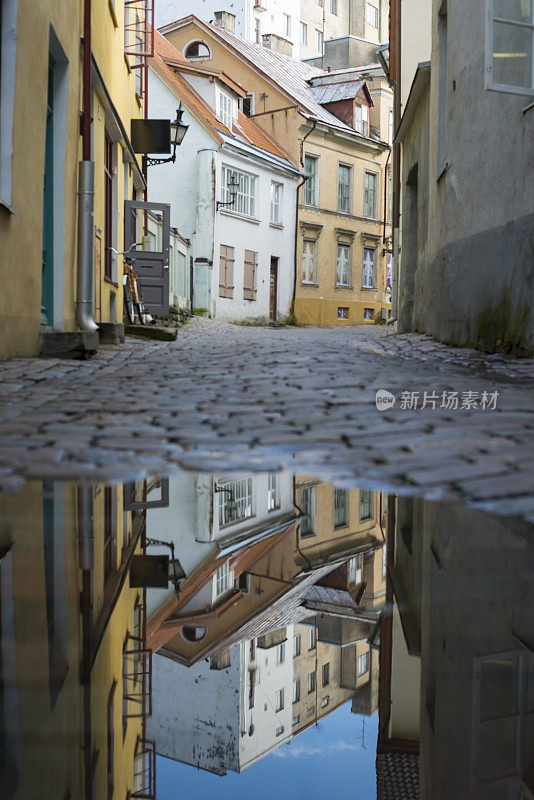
<box><xmin>303</xmin><ymin>154</ymin><xmax>319</xmax><ymax>205</ymax></box>
<box><xmin>364</xmin><ymin>171</ymin><xmax>378</xmax><ymax>218</ymax></box>
<box><xmin>336</xmin><ymin>245</ymin><xmax>351</xmax><ymax>287</ymax></box>
<box><xmin>315</xmin><ymin>28</ymin><xmax>324</xmax><ymax>54</ymax></box>
<box><xmin>331</xmin><ymin>0</ymin><xmax>338</xmax><ymax>15</ymax></box>
<box><xmin>301</xmin><ymin>240</ymin><xmax>317</xmax><ymax>285</ymax></box>
<box><xmin>348</xmin><ymin>554</ymin><xmax>362</xmax><ymax>585</ymax></box>
<box><xmin>367</xmin><ymin>3</ymin><xmax>379</xmax><ymax>27</ymax></box>
<box><xmin>0</xmin><ymin>0</ymin><xmax>18</xmax><ymax>207</ymax></box>
<box><xmin>220</xmin><ymin>165</ymin><xmax>258</xmax><ymax>218</ymax></box>
<box><xmin>293</xmin><ymin>679</ymin><xmax>301</xmax><ymax>702</ymax></box>
<box><xmin>334</xmin><ymin>488</ymin><xmax>349</xmax><ymax>526</ymax></box>
<box><xmin>293</xmin><ymin>633</ymin><xmax>301</xmax><ymax>657</ymax></box>
<box><xmin>215</xmin><ymin>560</ymin><xmax>230</xmax><ymax>598</ymax></box>
<box><xmin>267</xmin><ymin>472</ymin><xmax>280</xmax><ymax>510</ymax></box>
<box><xmin>283</xmin><ymin>12</ymin><xmax>292</xmax><ymax>37</ymax></box>
<box><xmin>354</xmin><ymin>103</ymin><xmax>369</xmax><ymax>136</ymax></box>
<box><xmin>308</xmin><ymin>627</ymin><xmax>317</xmax><ymax>651</ymax></box>
<box><xmin>276</xmin><ymin>688</ymin><xmax>285</xmax><ymax>711</ymax></box>
<box><xmin>358</xmin><ymin>651</ymin><xmax>369</xmax><ymax>676</ymax></box>
<box><xmin>485</xmin><ymin>0</ymin><xmax>534</xmax><ymax>96</ymax></box>
<box><xmin>217</xmin><ymin>89</ymin><xmax>235</xmax><ymax>130</ymax></box>
<box><xmin>360</xmin><ymin>488</ymin><xmax>373</xmax><ymax>519</ymax></box>
<box><xmin>270</xmin><ymin>181</ymin><xmax>282</xmax><ymax>223</ymax></box>
<box><xmin>218</xmin><ymin>477</ymin><xmax>254</xmax><ymax>526</ymax></box>
<box><xmin>301</xmin><ymin>21</ymin><xmax>308</xmax><ymax>45</ymax></box>
<box><xmin>337</xmin><ymin>164</ymin><xmax>351</xmax><ymax>213</ymax></box>
<box><xmin>362</xmin><ymin>248</ymin><xmax>375</xmax><ymax>289</ymax></box>
<box><xmin>276</xmin><ymin>642</ymin><xmax>285</xmax><ymax>663</ymax></box>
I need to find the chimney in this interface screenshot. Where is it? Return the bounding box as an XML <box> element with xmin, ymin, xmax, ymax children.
<box><xmin>213</xmin><ymin>11</ymin><xmax>236</xmax><ymax>34</ymax></box>
<box><xmin>261</xmin><ymin>33</ymin><xmax>293</xmax><ymax>57</ymax></box>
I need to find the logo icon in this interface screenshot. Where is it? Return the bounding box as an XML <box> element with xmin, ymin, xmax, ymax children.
<box><xmin>375</xmin><ymin>389</ymin><xmax>396</xmax><ymax>411</ymax></box>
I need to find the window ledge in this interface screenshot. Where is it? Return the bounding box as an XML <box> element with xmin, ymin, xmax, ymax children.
<box><xmin>361</xmin><ymin>286</ymin><xmax>377</xmax><ymax>292</ymax></box>
<box><xmin>269</xmin><ymin>221</ymin><xmax>284</xmax><ymax>229</ymax></box>
<box><xmin>0</xmin><ymin>199</ymin><xmax>14</xmax><ymax>215</ymax></box>
<box><xmin>335</xmin><ymin>284</ymin><xmax>353</xmax><ymax>291</ymax></box>
<box><xmin>301</xmin><ymin>282</ymin><xmax>319</xmax><ymax>288</ymax></box>
<box><xmin>220</xmin><ymin>209</ymin><xmax>261</xmax><ymax>224</ymax></box>
<box><xmin>523</xmin><ymin>101</ymin><xmax>534</xmax><ymax>115</ymax></box>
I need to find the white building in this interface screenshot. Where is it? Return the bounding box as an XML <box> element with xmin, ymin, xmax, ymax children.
<box><xmin>147</xmin><ymin>30</ymin><xmax>300</xmax><ymax>323</ymax></box>
<box><xmin>156</xmin><ymin>2</ymin><xmax>302</xmax><ymax>58</ymax></box>
<box><xmin>148</xmin><ymin>631</ymin><xmax>294</xmax><ymax>775</ymax></box>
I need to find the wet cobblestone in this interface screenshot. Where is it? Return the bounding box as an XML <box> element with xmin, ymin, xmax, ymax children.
<box><xmin>0</xmin><ymin>318</ymin><xmax>533</xmax><ymax>519</ymax></box>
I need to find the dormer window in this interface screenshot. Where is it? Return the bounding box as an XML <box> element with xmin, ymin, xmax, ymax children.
<box><xmin>354</xmin><ymin>103</ymin><xmax>369</xmax><ymax>136</ymax></box>
<box><xmin>217</xmin><ymin>89</ymin><xmax>236</xmax><ymax>131</ymax></box>
<box><xmin>184</xmin><ymin>40</ymin><xmax>211</xmax><ymax>60</ymax></box>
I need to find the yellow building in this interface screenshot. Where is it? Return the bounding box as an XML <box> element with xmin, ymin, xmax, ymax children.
<box><xmin>0</xmin><ymin>478</ymin><xmax>155</xmax><ymax>800</ymax></box>
<box><xmin>0</xmin><ymin>0</ymin><xmax>147</xmax><ymax>359</ymax></box>
<box><xmin>160</xmin><ymin>13</ymin><xmax>392</xmax><ymax>326</ymax></box>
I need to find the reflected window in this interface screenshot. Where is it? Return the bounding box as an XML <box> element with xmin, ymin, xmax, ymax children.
<box><xmin>322</xmin><ymin>662</ymin><xmax>330</xmax><ymax>687</ymax></box>
<box><xmin>349</xmin><ymin>554</ymin><xmax>363</xmax><ymax>585</ymax></box>
<box><xmin>308</xmin><ymin>672</ymin><xmax>316</xmax><ymax>693</ymax></box>
<box><xmin>215</xmin><ymin>561</ymin><xmax>230</xmax><ymax>598</ymax></box>
<box><xmin>300</xmin><ymin>486</ymin><xmax>316</xmax><ymax>537</ymax></box>
<box><xmin>293</xmin><ymin>714</ymin><xmax>300</xmax><ymax>725</ymax></box>
<box><xmin>306</xmin><ymin>705</ymin><xmax>315</xmax><ymax>718</ymax></box>
<box><xmin>334</xmin><ymin>488</ymin><xmax>349</xmax><ymax>527</ymax></box>
<box><xmin>276</xmin><ymin>688</ymin><xmax>285</xmax><ymax>711</ymax></box>
<box><xmin>485</xmin><ymin>0</ymin><xmax>534</xmax><ymax>95</ymax></box>
<box><xmin>321</xmin><ymin>695</ymin><xmax>330</xmax><ymax>708</ymax></box>
<box><xmin>293</xmin><ymin>633</ymin><xmax>301</xmax><ymax>657</ymax></box>
<box><xmin>181</xmin><ymin>626</ymin><xmax>207</xmax><ymax>642</ymax></box>
<box><xmin>276</xmin><ymin>642</ymin><xmax>285</xmax><ymax>664</ymax></box>
<box><xmin>218</xmin><ymin>478</ymin><xmax>253</xmax><ymax>526</ymax></box>
<box><xmin>275</xmin><ymin>725</ymin><xmax>284</xmax><ymax>736</ymax></box>
<box><xmin>360</xmin><ymin>489</ymin><xmax>373</xmax><ymax>520</ymax></box>
<box><xmin>268</xmin><ymin>472</ymin><xmax>280</xmax><ymax>510</ymax></box>
<box><xmin>358</xmin><ymin>651</ymin><xmax>369</xmax><ymax>676</ymax></box>
<box><xmin>308</xmin><ymin>627</ymin><xmax>317</xmax><ymax>651</ymax></box>
<box><xmin>293</xmin><ymin>679</ymin><xmax>301</xmax><ymax>702</ymax></box>
<box><xmin>382</xmin><ymin>544</ymin><xmax>387</xmax><ymax>578</ymax></box>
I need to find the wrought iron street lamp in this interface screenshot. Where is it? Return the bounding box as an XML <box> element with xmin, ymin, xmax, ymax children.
<box><xmin>216</xmin><ymin>173</ymin><xmax>239</xmax><ymax>211</ymax></box>
<box><xmin>144</xmin><ymin>105</ymin><xmax>189</xmax><ymax>167</ymax></box>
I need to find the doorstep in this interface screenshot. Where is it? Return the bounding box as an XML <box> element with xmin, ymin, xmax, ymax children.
<box><xmin>124</xmin><ymin>324</ymin><xmax>178</xmax><ymax>342</ymax></box>
<box><xmin>98</xmin><ymin>322</ymin><xmax>125</xmax><ymax>345</ymax></box>
<box><xmin>39</xmin><ymin>330</ymin><xmax>100</xmax><ymax>360</ymax></box>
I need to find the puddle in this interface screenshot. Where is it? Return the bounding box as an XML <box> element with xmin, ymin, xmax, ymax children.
<box><xmin>0</xmin><ymin>470</ymin><xmax>532</xmax><ymax>799</ymax></box>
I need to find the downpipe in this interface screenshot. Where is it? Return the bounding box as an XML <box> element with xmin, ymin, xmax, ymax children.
<box><xmin>77</xmin><ymin>485</ymin><xmax>94</xmax><ymax>800</ymax></box>
<box><xmin>76</xmin><ymin>161</ymin><xmax>98</xmax><ymax>332</ymax></box>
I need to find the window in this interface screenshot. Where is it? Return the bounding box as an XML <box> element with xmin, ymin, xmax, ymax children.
<box><xmin>317</xmin><ymin>0</ymin><xmax>324</xmax><ymax>6</ymax></box>
<box><xmin>239</xmin><ymin>92</ymin><xmax>255</xmax><ymax>116</ymax></box>
<box><xmin>308</xmin><ymin>627</ymin><xmax>317</xmax><ymax>651</ymax></box>
<box><xmin>219</xmin><ymin>244</ymin><xmax>235</xmax><ymax>299</ymax></box>
<box><xmin>293</xmin><ymin>679</ymin><xmax>301</xmax><ymax>702</ymax></box>
<box><xmin>303</xmin><ymin>155</ymin><xmax>318</xmax><ymax>205</ymax></box>
<box><xmin>308</xmin><ymin>672</ymin><xmax>316</xmax><ymax>693</ymax></box>
<box><xmin>364</xmin><ymin>307</ymin><xmax>373</xmax><ymax>320</ymax></box>
<box><xmin>184</xmin><ymin>40</ymin><xmax>210</xmax><ymax>60</ymax></box>
<box><xmin>268</xmin><ymin>472</ymin><xmax>280</xmax><ymax>510</ymax></box>
<box><xmin>301</xmin><ymin>241</ymin><xmax>317</xmax><ymax>285</ymax></box>
<box><xmin>321</xmin><ymin>696</ymin><xmax>330</xmax><ymax>708</ymax></box>
<box><xmin>300</xmin><ymin>486</ymin><xmax>315</xmax><ymax>535</ymax></box>
<box><xmin>367</xmin><ymin>3</ymin><xmax>379</xmax><ymax>27</ymax></box>
<box><xmin>107</xmin><ymin>685</ymin><xmax>116</xmax><ymax>799</ymax></box>
<box><xmin>331</xmin><ymin>0</ymin><xmax>338</xmax><ymax>14</ymax></box>
<box><xmin>315</xmin><ymin>28</ymin><xmax>324</xmax><ymax>53</ymax></box>
<box><xmin>322</xmin><ymin>663</ymin><xmax>330</xmax><ymax>687</ymax></box>
<box><xmin>255</xmin><ymin>19</ymin><xmax>261</xmax><ymax>44</ymax></box>
<box><xmin>364</xmin><ymin>172</ymin><xmax>377</xmax><ymax>218</ymax></box>
<box><xmin>293</xmin><ymin>634</ymin><xmax>301</xmax><ymax>657</ymax></box>
<box><xmin>334</xmin><ymin>488</ymin><xmax>349</xmax><ymax>527</ymax></box>
<box><xmin>221</xmin><ymin>165</ymin><xmax>257</xmax><ymax>217</ymax></box>
<box><xmin>387</xmin><ymin>169</ymin><xmax>393</xmax><ymax>221</ymax></box>
<box><xmin>293</xmin><ymin>715</ymin><xmax>300</xmax><ymax>725</ymax></box>
<box><xmin>276</xmin><ymin>688</ymin><xmax>285</xmax><ymax>711</ymax></box>
<box><xmin>276</xmin><ymin>725</ymin><xmax>285</xmax><ymax>736</ymax></box>
<box><xmin>306</xmin><ymin>705</ymin><xmax>315</xmax><ymax>718</ymax></box>
<box><xmin>104</xmin><ymin>132</ymin><xmax>114</xmax><ymax>281</ymax></box>
<box><xmin>277</xmin><ymin>642</ymin><xmax>286</xmax><ymax>664</ymax></box>
<box><xmin>217</xmin><ymin>89</ymin><xmax>234</xmax><ymax>130</ymax></box>
<box><xmin>215</xmin><ymin>560</ymin><xmax>230</xmax><ymax>597</ymax></box>
<box><xmin>348</xmin><ymin>554</ymin><xmax>363</xmax><ymax>585</ymax></box>
<box><xmin>301</xmin><ymin>21</ymin><xmax>308</xmax><ymax>45</ymax></box>
<box><xmin>218</xmin><ymin>477</ymin><xmax>253</xmax><ymax>525</ymax></box>
<box><xmin>337</xmin><ymin>164</ymin><xmax>351</xmax><ymax>212</ymax></box>
<box><xmin>360</xmin><ymin>489</ymin><xmax>373</xmax><ymax>519</ymax></box>
<box><xmin>243</xmin><ymin>250</ymin><xmax>258</xmax><ymax>301</ymax></box>
<box><xmin>270</xmin><ymin>182</ymin><xmax>282</xmax><ymax>222</ymax></box>
<box><xmin>358</xmin><ymin>651</ymin><xmax>369</xmax><ymax>676</ymax></box>
<box><xmin>103</xmin><ymin>486</ymin><xmax>116</xmax><ymax>581</ymax></box>
<box><xmin>485</xmin><ymin>0</ymin><xmax>534</xmax><ymax>95</ymax></box>
<box><xmin>363</xmin><ymin>248</ymin><xmax>375</xmax><ymax>289</ymax></box>
<box><xmin>283</xmin><ymin>13</ymin><xmax>291</xmax><ymax>37</ymax></box>
<box><xmin>338</xmin><ymin>307</ymin><xmax>349</xmax><ymax>319</ymax></box>
<box><xmin>336</xmin><ymin>245</ymin><xmax>351</xmax><ymax>286</ymax></box>
<box><xmin>354</xmin><ymin>103</ymin><xmax>369</xmax><ymax>135</ymax></box>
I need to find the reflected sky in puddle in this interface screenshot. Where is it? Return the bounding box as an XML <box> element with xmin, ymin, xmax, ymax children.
<box><xmin>0</xmin><ymin>470</ymin><xmax>532</xmax><ymax>799</ymax></box>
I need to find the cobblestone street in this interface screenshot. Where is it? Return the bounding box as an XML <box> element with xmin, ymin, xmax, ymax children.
<box><xmin>1</xmin><ymin>318</ymin><xmax>534</xmax><ymax>520</ymax></box>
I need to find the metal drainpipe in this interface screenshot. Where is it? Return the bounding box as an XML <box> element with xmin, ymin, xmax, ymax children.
<box><xmin>78</xmin><ymin>485</ymin><xmax>94</xmax><ymax>800</ymax></box>
<box><xmin>76</xmin><ymin>0</ymin><xmax>98</xmax><ymax>333</ymax></box>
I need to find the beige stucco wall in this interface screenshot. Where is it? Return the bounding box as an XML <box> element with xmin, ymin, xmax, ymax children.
<box><xmin>399</xmin><ymin>0</ymin><xmax>431</xmax><ymax>109</ymax></box>
<box><xmin>389</xmin><ymin>599</ymin><xmax>421</xmax><ymax>741</ymax></box>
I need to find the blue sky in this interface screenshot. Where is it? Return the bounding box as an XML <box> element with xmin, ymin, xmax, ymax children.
<box><xmin>156</xmin><ymin>701</ymin><xmax>378</xmax><ymax>800</ymax></box>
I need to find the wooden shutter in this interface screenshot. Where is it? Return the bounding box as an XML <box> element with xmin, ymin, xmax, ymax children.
<box><xmin>243</xmin><ymin>250</ymin><xmax>257</xmax><ymax>300</ymax></box>
<box><xmin>219</xmin><ymin>244</ymin><xmax>234</xmax><ymax>298</ymax></box>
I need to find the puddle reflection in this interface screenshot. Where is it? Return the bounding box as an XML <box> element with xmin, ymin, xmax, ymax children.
<box><xmin>0</xmin><ymin>471</ymin><xmax>532</xmax><ymax>799</ymax></box>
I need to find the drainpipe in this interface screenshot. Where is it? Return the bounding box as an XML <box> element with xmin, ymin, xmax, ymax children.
<box><xmin>291</xmin><ymin>120</ymin><xmax>317</xmax><ymax>310</ymax></box>
<box><xmin>76</xmin><ymin>0</ymin><xmax>98</xmax><ymax>332</ymax></box>
<box><xmin>78</xmin><ymin>485</ymin><xmax>94</xmax><ymax>800</ymax></box>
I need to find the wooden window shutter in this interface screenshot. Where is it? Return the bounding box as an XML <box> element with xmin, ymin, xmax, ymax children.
<box><xmin>219</xmin><ymin>244</ymin><xmax>234</xmax><ymax>298</ymax></box>
<box><xmin>243</xmin><ymin>250</ymin><xmax>257</xmax><ymax>300</ymax></box>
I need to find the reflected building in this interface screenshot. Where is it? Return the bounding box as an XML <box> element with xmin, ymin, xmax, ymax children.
<box><xmin>378</xmin><ymin>496</ymin><xmax>534</xmax><ymax>800</ymax></box>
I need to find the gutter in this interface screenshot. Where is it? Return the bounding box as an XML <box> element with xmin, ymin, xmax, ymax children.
<box><xmin>292</xmin><ymin>120</ymin><xmax>316</xmax><ymax>310</ymax></box>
